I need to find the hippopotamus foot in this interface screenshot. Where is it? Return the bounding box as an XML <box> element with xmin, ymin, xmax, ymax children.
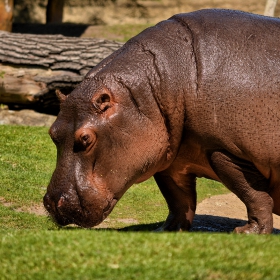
<box><xmin>154</xmin><ymin>172</ymin><xmax>196</xmax><ymax>232</ymax></box>
<box><xmin>234</xmin><ymin>220</ymin><xmax>272</xmax><ymax>234</ymax></box>
<box><xmin>155</xmin><ymin>211</ymin><xmax>192</xmax><ymax>232</ymax></box>
<box><xmin>210</xmin><ymin>150</ymin><xmax>274</xmax><ymax>234</ymax></box>
<box><xmin>234</xmin><ymin>190</ymin><xmax>273</xmax><ymax>234</ymax></box>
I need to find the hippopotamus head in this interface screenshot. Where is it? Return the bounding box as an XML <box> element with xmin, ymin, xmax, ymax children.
<box><xmin>43</xmin><ymin>47</ymin><xmax>173</xmax><ymax>227</ymax></box>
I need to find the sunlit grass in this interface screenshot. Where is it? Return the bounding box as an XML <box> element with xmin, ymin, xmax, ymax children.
<box><xmin>82</xmin><ymin>23</ymin><xmax>153</xmax><ymax>42</ymax></box>
<box><xmin>0</xmin><ymin>126</ymin><xmax>55</xmax><ymax>206</ymax></box>
<box><xmin>1</xmin><ymin>230</ymin><xmax>280</xmax><ymax>280</ymax></box>
<box><xmin>0</xmin><ymin>125</ymin><xmax>227</xmax><ymax>229</ymax></box>
<box><xmin>1</xmin><ymin>125</ymin><xmax>276</xmax><ymax>280</ymax></box>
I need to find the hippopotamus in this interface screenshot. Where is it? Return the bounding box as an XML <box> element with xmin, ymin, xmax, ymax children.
<box><xmin>43</xmin><ymin>9</ymin><xmax>280</xmax><ymax>234</ymax></box>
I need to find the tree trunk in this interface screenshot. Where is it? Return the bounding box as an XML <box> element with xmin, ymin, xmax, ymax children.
<box><xmin>264</xmin><ymin>0</ymin><xmax>278</xmax><ymax>16</ymax></box>
<box><xmin>46</xmin><ymin>0</ymin><xmax>65</xmax><ymax>24</ymax></box>
<box><xmin>0</xmin><ymin>0</ymin><xmax>13</xmax><ymax>32</ymax></box>
<box><xmin>0</xmin><ymin>31</ymin><xmax>123</xmax><ymax>114</ymax></box>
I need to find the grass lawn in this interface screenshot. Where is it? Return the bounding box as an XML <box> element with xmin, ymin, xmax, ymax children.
<box><xmin>2</xmin><ymin>231</ymin><xmax>280</xmax><ymax>280</ymax></box>
<box><xmin>0</xmin><ymin>125</ymin><xmax>279</xmax><ymax>279</ymax></box>
<box><xmin>81</xmin><ymin>23</ymin><xmax>154</xmax><ymax>42</ymax></box>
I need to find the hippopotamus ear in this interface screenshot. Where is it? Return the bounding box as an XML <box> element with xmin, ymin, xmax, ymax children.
<box><xmin>55</xmin><ymin>89</ymin><xmax>67</xmax><ymax>103</ymax></box>
<box><xmin>92</xmin><ymin>89</ymin><xmax>114</xmax><ymax>113</ymax></box>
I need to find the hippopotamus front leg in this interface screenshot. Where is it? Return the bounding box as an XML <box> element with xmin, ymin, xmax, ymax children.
<box><xmin>154</xmin><ymin>172</ymin><xmax>197</xmax><ymax>231</ymax></box>
<box><xmin>209</xmin><ymin>151</ymin><xmax>274</xmax><ymax>234</ymax></box>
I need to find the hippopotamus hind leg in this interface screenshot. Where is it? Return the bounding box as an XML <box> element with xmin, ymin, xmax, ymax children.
<box><xmin>154</xmin><ymin>172</ymin><xmax>197</xmax><ymax>231</ymax></box>
<box><xmin>209</xmin><ymin>150</ymin><xmax>273</xmax><ymax>234</ymax></box>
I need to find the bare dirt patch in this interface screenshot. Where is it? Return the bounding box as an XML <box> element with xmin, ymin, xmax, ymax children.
<box><xmin>13</xmin><ymin>0</ymin><xmax>279</xmax><ymax>26</ymax></box>
<box><xmin>193</xmin><ymin>193</ymin><xmax>280</xmax><ymax>233</ymax></box>
<box><xmin>16</xmin><ymin>204</ymin><xmax>47</xmax><ymax>216</ymax></box>
<box><xmin>0</xmin><ymin>197</ymin><xmax>46</xmax><ymax>216</ymax></box>
<box><xmin>1</xmin><ymin>192</ymin><xmax>280</xmax><ymax>233</ymax></box>
<box><xmin>0</xmin><ymin>197</ymin><xmax>13</xmax><ymax>207</ymax></box>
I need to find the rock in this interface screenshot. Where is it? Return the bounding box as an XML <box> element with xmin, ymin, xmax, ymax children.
<box><xmin>0</xmin><ymin>107</ymin><xmax>56</xmax><ymax>127</ymax></box>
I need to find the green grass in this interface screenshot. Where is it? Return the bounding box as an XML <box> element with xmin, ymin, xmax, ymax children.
<box><xmin>0</xmin><ymin>71</ymin><xmax>5</xmax><ymax>78</ymax></box>
<box><xmin>82</xmin><ymin>23</ymin><xmax>153</xmax><ymax>42</ymax></box>
<box><xmin>0</xmin><ymin>204</ymin><xmax>56</xmax><ymax>230</ymax></box>
<box><xmin>105</xmin><ymin>24</ymin><xmax>153</xmax><ymax>42</ymax></box>
<box><xmin>2</xmin><ymin>125</ymin><xmax>279</xmax><ymax>279</ymax></box>
<box><xmin>0</xmin><ymin>126</ymin><xmax>56</xmax><ymax>206</ymax></box>
<box><xmin>1</xmin><ymin>231</ymin><xmax>280</xmax><ymax>280</ymax></box>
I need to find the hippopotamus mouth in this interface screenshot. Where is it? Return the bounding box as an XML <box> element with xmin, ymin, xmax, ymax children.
<box><xmin>43</xmin><ymin>191</ymin><xmax>118</xmax><ymax>228</ymax></box>
<box><xmin>101</xmin><ymin>198</ymin><xmax>118</xmax><ymax>220</ymax></box>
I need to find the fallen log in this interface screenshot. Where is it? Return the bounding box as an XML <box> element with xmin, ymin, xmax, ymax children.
<box><xmin>0</xmin><ymin>31</ymin><xmax>123</xmax><ymax>114</ymax></box>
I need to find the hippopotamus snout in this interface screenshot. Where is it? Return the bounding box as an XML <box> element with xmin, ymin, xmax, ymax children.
<box><xmin>43</xmin><ymin>190</ymin><xmax>84</xmax><ymax>226</ymax></box>
<box><xmin>44</xmin><ymin>179</ymin><xmax>118</xmax><ymax>228</ymax></box>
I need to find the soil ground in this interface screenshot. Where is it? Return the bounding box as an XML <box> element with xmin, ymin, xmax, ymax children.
<box><xmin>12</xmin><ymin>0</ymin><xmax>280</xmax><ymax>26</ymax></box>
<box><xmin>194</xmin><ymin>193</ymin><xmax>280</xmax><ymax>233</ymax></box>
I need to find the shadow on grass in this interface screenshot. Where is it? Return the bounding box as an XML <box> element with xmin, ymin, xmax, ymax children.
<box><xmin>60</xmin><ymin>222</ymin><xmax>163</xmax><ymax>232</ymax></box>
<box><xmin>118</xmin><ymin>215</ymin><xmax>280</xmax><ymax>234</ymax></box>
<box><xmin>60</xmin><ymin>215</ymin><xmax>280</xmax><ymax>234</ymax></box>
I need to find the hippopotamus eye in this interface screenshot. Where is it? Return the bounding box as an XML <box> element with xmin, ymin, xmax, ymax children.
<box><xmin>81</xmin><ymin>134</ymin><xmax>90</xmax><ymax>146</ymax></box>
<box><xmin>73</xmin><ymin>126</ymin><xmax>97</xmax><ymax>153</ymax></box>
<box><xmin>74</xmin><ymin>129</ymin><xmax>96</xmax><ymax>153</ymax></box>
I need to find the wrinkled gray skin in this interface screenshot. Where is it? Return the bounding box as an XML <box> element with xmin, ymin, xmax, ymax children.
<box><xmin>44</xmin><ymin>9</ymin><xmax>280</xmax><ymax>233</ymax></box>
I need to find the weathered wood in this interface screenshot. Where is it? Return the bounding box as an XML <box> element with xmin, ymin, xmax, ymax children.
<box><xmin>0</xmin><ymin>32</ymin><xmax>122</xmax><ymax>72</ymax></box>
<box><xmin>0</xmin><ymin>31</ymin><xmax>123</xmax><ymax>114</ymax></box>
<box><xmin>264</xmin><ymin>0</ymin><xmax>278</xmax><ymax>16</ymax></box>
<box><xmin>0</xmin><ymin>0</ymin><xmax>13</xmax><ymax>32</ymax></box>
<box><xmin>47</xmin><ymin>0</ymin><xmax>65</xmax><ymax>24</ymax></box>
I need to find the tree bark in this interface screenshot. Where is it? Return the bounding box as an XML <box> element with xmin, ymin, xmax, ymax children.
<box><xmin>264</xmin><ymin>0</ymin><xmax>278</xmax><ymax>17</ymax></box>
<box><xmin>0</xmin><ymin>0</ymin><xmax>13</xmax><ymax>32</ymax></box>
<box><xmin>0</xmin><ymin>31</ymin><xmax>123</xmax><ymax>114</ymax></box>
<box><xmin>46</xmin><ymin>0</ymin><xmax>65</xmax><ymax>24</ymax></box>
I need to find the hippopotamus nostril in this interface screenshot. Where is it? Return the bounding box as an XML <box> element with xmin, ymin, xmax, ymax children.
<box><xmin>43</xmin><ymin>193</ymin><xmax>53</xmax><ymax>211</ymax></box>
<box><xmin>45</xmin><ymin>204</ymin><xmax>51</xmax><ymax>211</ymax></box>
<box><xmin>57</xmin><ymin>196</ymin><xmax>65</xmax><ymax>208</ymax></box>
